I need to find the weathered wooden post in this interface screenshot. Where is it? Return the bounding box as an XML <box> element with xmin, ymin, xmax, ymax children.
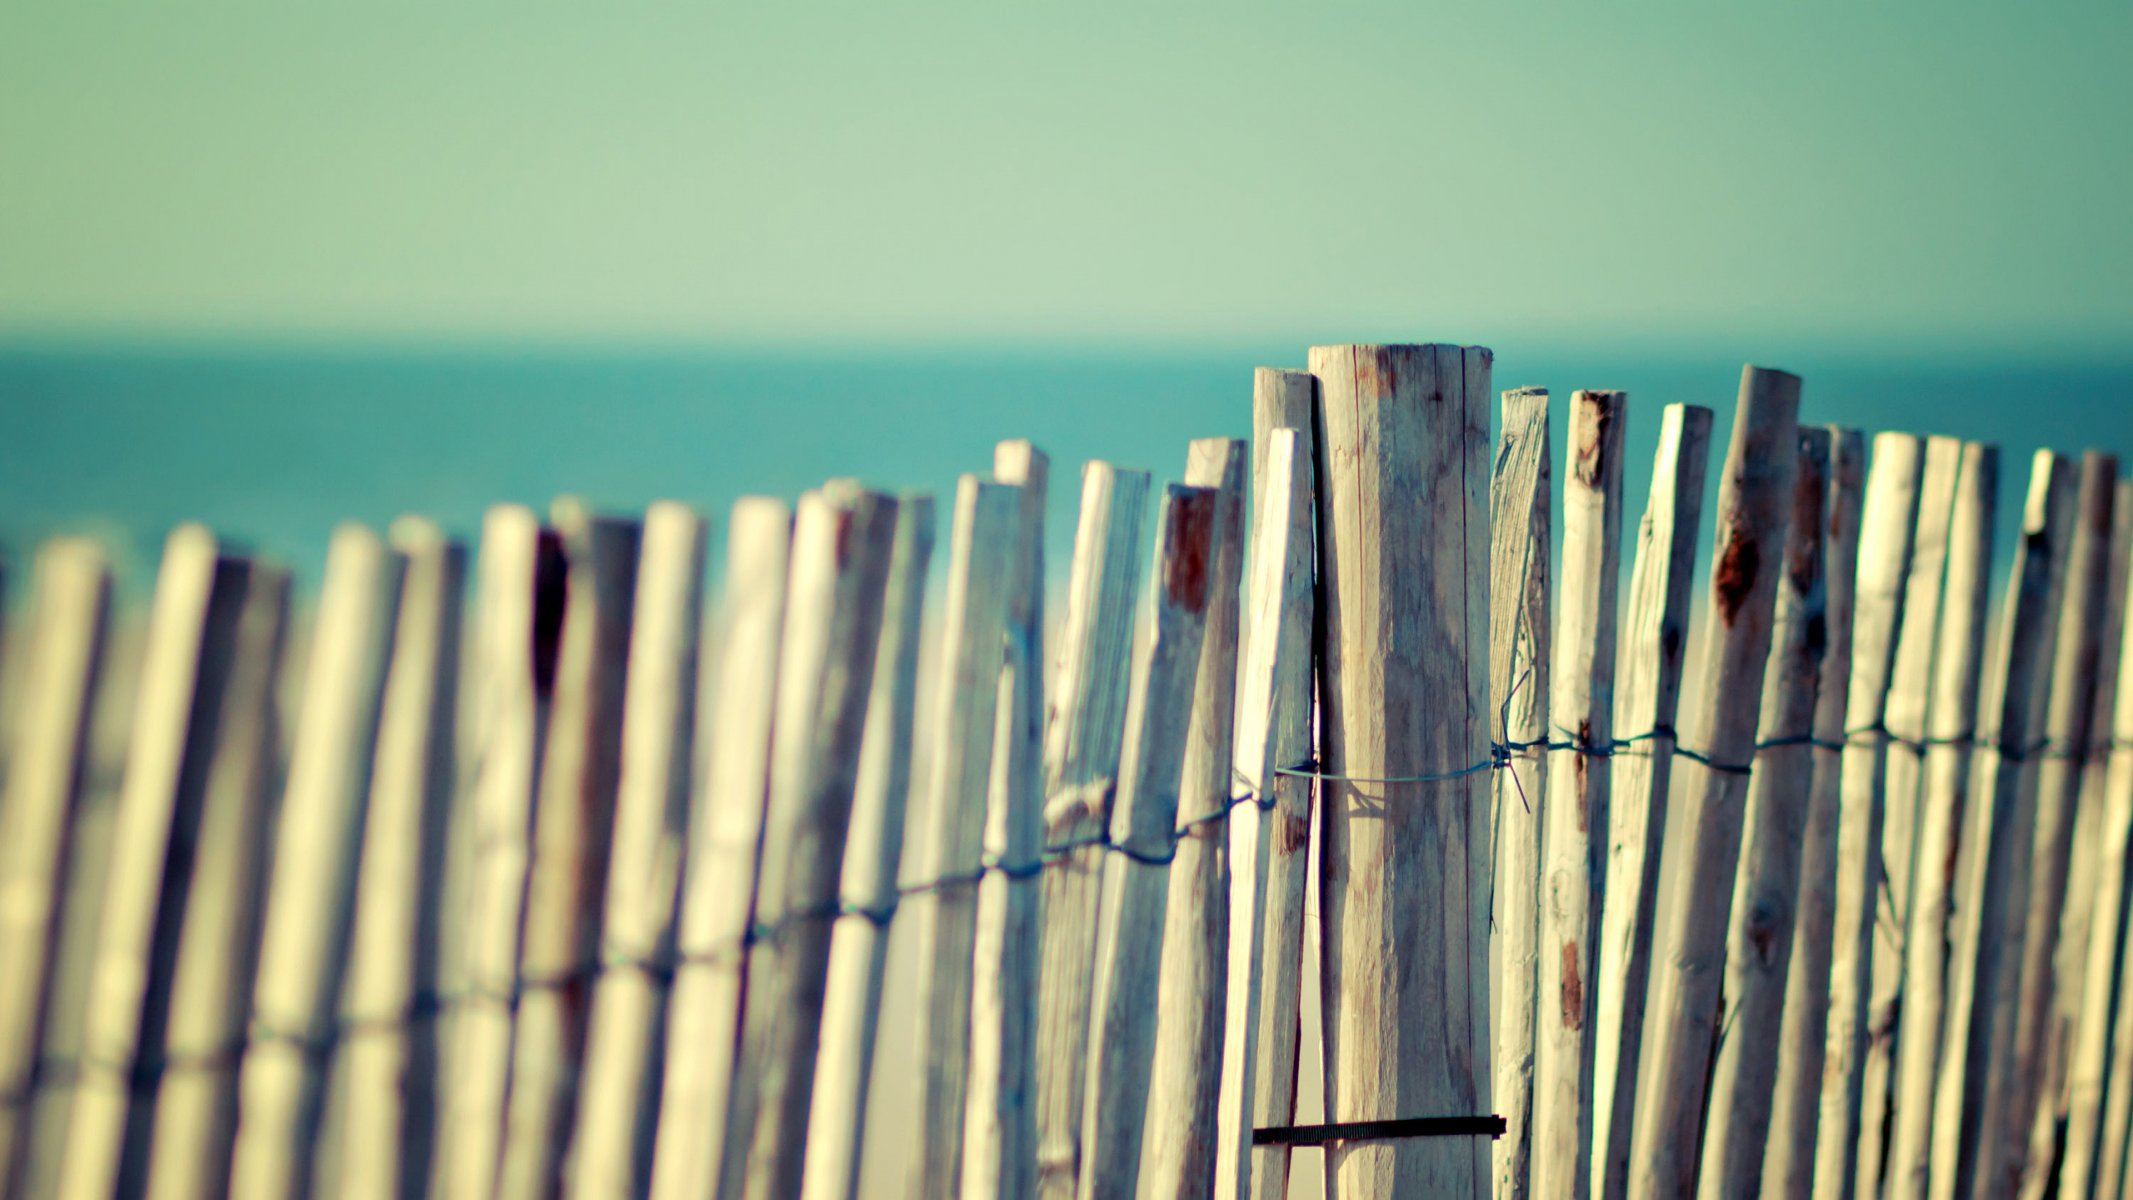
<box><xmin>1763</xmin><ymin>429</ymin><xmax>1871</xmax><ymax>1200</ymax></box>
<box><xmin>905</xmin><ymin>477</ymin><xmax>1021</xmax><ymax>1198</ymax></box>
<box><xmin>1593</xmin><ymin>403</ymin><xmax>1715</xmax><ymax>1200</ymax></box>
<box><xmin>225</xmin><ymin>524</ymin><xmax>402</xmax><ymax>1200</ymax></box>
<box><xmin>1490</xmin><ymin>388</ymin><xmax>1551</xmax><ymax>1200</ymax></box>
<box><xmin>1308</xmin><ymin>342</ymin><xmax>1493</xmax><ymax>1197</ymax></box>
<box><xmin>1033</xmin><ymin>463</ymin><xmax>1151</xmax><ymax>1200</ymax></box>
<box><xmin>1850</xmin><ymin>437</ymin><xmax>1964</xmax><ymax>1198</ymax></box>
<box><xmin>962</xmin><ymin>443</ymin><xmax>1045</xmax><ymax>1200</ymax></box>
<box><xmin>1928</xmin><ymin>451</ymin><xmax>2078</xmax><ymax>1200</ymax></box>
<box><xmin>648</xmin><ymin>498</ymin><xmax>792</xmax><ymax>1200</ymax></box>
<box><xmin>1142</xmin><ymin>441</ymin><xmax>1247</xmax><ymax>1200</ymax></box>
<box><xmin>1625</xmin><ymin>364</ymin><xmax>1802</xmax><ymax>1200</ymax></box>
<box><xmin>1698</xmin><ymin>427</ymin><xmax>1833</xmax><ymax>1197</ymax></box>
<box><xmin>1883</xmin><ymin>443</ymin><xmax>1999</xmax><ymax>1200</ymax></box>
<box><xmin>332</xmin><ymin>520</ymin><xmax>465</xmax><ymax>1200</ymax></box>
<box><xmin>798</xmin><ymin>496</ymin><xmax>934</xmax><ymax>1200</ymax></box>
<box><xmin>1535</xmin><ymin>389</ymin><xmax>1627</xmax><ymax>1200</ymax></box>
<box><xmin>566</xmin><ymin>502</ymin><xmax>707</xmax><ymax>1200</ymax></box>
<box><xmin>0</xmin><ymin>541</ymin><xmax>112</xmax><ymax>1199</ymax></box>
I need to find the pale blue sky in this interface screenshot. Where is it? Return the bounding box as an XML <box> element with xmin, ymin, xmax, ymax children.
<box><xmin>4</xmin><ymin>3</ymin><xmax>2130</xmax><ymax>350</ymax></box>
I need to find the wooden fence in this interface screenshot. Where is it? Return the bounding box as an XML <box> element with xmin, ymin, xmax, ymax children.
<box><xmin>1</xmin><ymin>342</ymin><xmax>2132</xmax><ymax>1199</ymax></box>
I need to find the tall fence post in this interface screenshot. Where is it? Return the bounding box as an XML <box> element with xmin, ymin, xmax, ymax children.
<box><xmin>1882</xmin><ymin>442</ymin><xmax>2000</xmax><ymax>1200</ymax></box>
<box><xmin>1699</xmin><ymin>426</ymin><xmax>1833</xmax><ymax>1196</ymax></box>
<box><xmin>1489</xmin><ymin>387</ymin><xmax>1551</xmax><ymax>1200</ymax></box>
<box><xmin>1308</xmin><ymin>343</ymin><xmax>1493</xmax><ymax>1198</ymax></box>
<box><xmin>1593</xmin><ymin>402</ymin><xmax>1715</xmax><ymax>1200</ymax></box>
<box><xmin>1534</xmin><ymin>389</ymin><xmax>1627</xmax><ymax>1200</ymax></box>
<box><xmin>1625</xmin><ymin>364</ymin><xmax>1802</xmax><ymax>1200</ymax></box>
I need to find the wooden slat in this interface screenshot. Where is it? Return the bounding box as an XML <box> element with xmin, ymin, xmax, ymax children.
<box><xmin>726</xmin><ymin>483</ymin><xmax>900</xmax><ymax>1200</ymax></box>
<box><xmin>1882</xmin><ymin>443</ymin><xmax>2000</xmax><ymax>1200</ymax></box>
<box><xmin>1142</xmin><ymin>440</ymin><xmax>1248</xmax><ymax>1200</ymax></box>
<box><xmin>1850</xmin><ymin>436</ymin><xmax>1964</xmax><ymax>1197</ymax></box>
<box><xmin>434</xmin><ymin>505</ymin><xmax>561</xmax><ymax>1200</ymax></box>
<box><xmin>1698</xmin><ymin>427</ymin><xmax>1834</xmax><ymax>1197</ymax></box>
<box><xmin>1928</xmin><ymin>451</ymin><xmax>2079</xmax><ymax>1200</ymax></box>
<box><xmin>1488</xmin><ymin>388</ymin><xmax>1551</xmax><ymax>1200</ymax></box>
<box><xmin>647</xmin><ymin>498</ymin><xmax>793</xmax><ymax>1200</ymax></box>
<box><xmin>331</xmin><ymin>520</ymin><xmax>466</xmax><ymax>1200</ymax></box>
<box><xmin>1763</xmin><ymin>428</ymin><xmax>1870</xmax><ymax>1199</ymax></box>
<box><xmin>962</xmin><ymin>441</ymin><xmax>1046</xmax><ymax>1200</ymax></box>
<box><xmin>0</xmin><ymin>541</ymin><xmax>112</xmax><ymax>1198</ymax></box>
<box><xmin>565</xmin><ymin>502</ymin><xmax>708</xmax><ymax>1200</ymax></box>
<box><xmin>60</xmin><ymin>528</ymin><xmax>252</xmax><ymax>1200</ymax></box>
<box><xmin>1593</xmin><ymin>402</ymin><xmax>1715</xmax><ymax>1200</ymax></box>
<box><xmin>1076</xmin><ymin>483</ymin><xmax>1221</xmax><ymax>1200</ymax></box>
<box><xmin>796</xmin><ymin>495</ymin><xmax>935</xmax><ymax>1200</ymax></box>
<box><xmin>1309</xmin><ymin>343</ymin><xmax>1493</xmax><ymax>1197</ymax></box>
<box><xmin>903</xmin><ymin>477</ymin><xmax>1021</xmax><ymax>1198</ymax></box>
<box><xmin>1032</xmin><ymin>462</ymin><xmax>1152</xmax><ymax>1200</ymax></box>
<box><xmin>1626</xmin><ymin>364</ymin><xmax>1803</xmax><ymax>1200</ymax></box>
<box><xmin>498</xmin><ymin>501</ymin><xmax>641</xmax><ymax>1200</ymax></box>
<box><xmin>1533</xmin><ymin>389</ymin><xmax>1627</xmax><ymax>1200</ymax></box>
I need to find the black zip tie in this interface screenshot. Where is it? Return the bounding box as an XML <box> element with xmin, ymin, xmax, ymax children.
<box><xmin>1253</xmin><ymin>1115</ymin><xmax>1506</xmax><ymax>1145</ymax></box>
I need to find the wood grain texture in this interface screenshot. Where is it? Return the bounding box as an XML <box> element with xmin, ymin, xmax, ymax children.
<box><xmin>1593</xmin><ymin>403</ymin><xmax>1715</xmax><ymax>1200</ymax></box>
<box><xmin>726</xmin><ymin>484</ymin><xmax>899</xmax><ymax>1200</ymax></box>
<box><xmin>0</xmin><ymin>541</ymin><xmax>112</xmax><ymax>1199</ymax></box>
<box><xmin>1489</xmin><ymin>388</ymin><xmax>1551</xmax><ymax>1200</ymax></box>
<box><xmin>799</xmin><ymin>495</ymin><xmax>934</xmax><ymax>1200</ymax></box>
<box><xmin>1032</xmin><ymin>463</ymin><xmax>1152</xmax><ymax>1200</ymax></box>
<box><xmin>1308</xmin><ymin>343</ymin><xmax>1493</xmax><ymax>1199</ymax></box>
<box><xmin>1534</xmin><ymin>389</ymin><xmax>1627</xmax><ymax>1200</ymax></box>
<box><xmin>1142</xmin><ymin>440</ymin><xmax>1248</xmax><ymax>1200</ymax></box>
<box><xmin>1698</xmin><ymin>428</ymin><xmax>1833</xmax><ymax>1199</ymax></box>
<box><xmin>962</xmin><ymin>443</ymin><xmax>1046</xmax><ymax>1200</ymax></box>
<box><xmin>1626</xmin><ymin>364</ymin><xmax>1803</xmax><ymax>1200</ymax></box>
<box><xmin>499</xmin><ymin>501</ymin><xmax>641</xmax><ymax>1200</ymax></box>
<box><xmin>1763</xmin><ymin>428</ymin><xmax>1870</xmax><ymax>1200</ymax></box>
<box><xmin>1882</xmin><ymin>443</ymin><xmax>2000</xmax><ymax>1200</ymax></box>
<box><xmin>1928</xmin><ymin>451</ymin><xmax>2078</xmax><ymax>1200</ymax></box>
<box><xmin>904</xmin><ymin>478</ymin><xmax>1020</xmax><ymax>1199</ymax></box>
<box><xmin>648</xmin><ymin>498</ymin><xmax>793</xmax><ymax>1200</ymax></box>
<box><xmin>566</xmin><ymin>502</ymin><xmax>707</xmax><ymax>1200</ymax></box>
<box><xmin>1077</xmin><ymin>484</ymin><xmax>1220</xmax><ymax>1200</ymax></box>
<box><xmin>224</xmin><ymin>524</ymin><xmax>401</xmax><ymax>1200</ymax></box>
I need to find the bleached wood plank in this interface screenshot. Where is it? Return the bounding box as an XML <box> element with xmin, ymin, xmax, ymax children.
<box><xmin>1764</xmin><ymin>428</ymin><xmax>1870</xmax><ymax>1200</ymax></box>
<box><xmin>1625</xmin><ymin>364</ymin><xmax>1804</xmax><ymax>1200</ymax></box>
<box><xmin>1217</xmin><ymin>367</ymin><xmax>1317</xmax><ymax>1200</ymax></box>
<box><xmin>726</xmin><ymin>483</ymin><xmax>900</xmax><ymax>1200</ymax></box>
<box><xmin>1927</xmin><ymin>451</ymin><xmax>2079</xmax><ymax>1200</ymax></box>
<box><xmin>1032</xmin><ymin>463</ymin><xmax>1152</xmax><ymax>1200</ymax></box>
<box><xmin>797</xmin><ymin>495</ymin><xmax>935</xmax><ymax>1200</ymax></box>
<box><xmin>565</xmin><ymin>502</ymin><xmax>708</xmax><ymax>1200</ymax></box>
<box><xmin>1850</xmin><ymin>435</ymin><xmax>1964</xmax><ymax>1198</ymax></box>
<box><xmin>1593</xmin><ymin>402</ymin><xmax>1715</xmax><ymax>1200</ymax></box>
<box><xmin>434</xmin><ymin>505</ymin><xmax>560</xmax><ymax>1200</ymax></box>
<box><xmin>0</xmin><ymin>541</ymin><xmax>113</xmax><ymax>1197</ymax></box>
<box><xmin>223</xmin><ymin>524</ymin><xmax>402</xmax><ymax>1200</ymax></box>
<box><xmin>903</xmin><ymin>477</ymin><xmax>1021</xmax><ymax>1199</ymax></box>
<box><xmin>1698</xmin><ymin>427</ymin><xmax>1834</xmax><ymax>1198</ymax></box>
<box><xmin>1309</xmin><ymin>343</ymin><xmax>1493</xmax><ymax>1198</ymax></box>
<box><xmin>962</xmin><ymin>442</ymin><xmax>1046</xmax><ymax>1200</ymax></box>
<box><xmin>498</xmin><ymin>501</ymin><xmax>641</xmax><ymax>1200</ymax></box>
<box><xmin>1077</xmin><ymin>483</ymin><xmax>1221</xmax><ymax>1200</ymax></box>
<box><xmin>1488</xmin><ymin>388</ymin><xmax>1551</xmax><ymax>1200</ymax></box>
<box><xmin>647</xmin><ymin>498</ymin><xmax>793</xmax><ymax>1200</ymax></box>
<box><xmin>1140</xmin><ymin>441</ymin><xmax>1248</xmax><ymax>1200</ymax></box>
<box><xmin>332</xmin><ymin>519</ymin><xmax>467</xmax><ymax>1200</ymax></box>
<box><xmin>1882</xmin><ymin>443</ymin><xmax>1999</xmax><ymax>1200</ymax></box>
<box><xmin>1534</xmin><ymin>389</ymin><xmax>1628</xmax><ymax>1200</ymax></box>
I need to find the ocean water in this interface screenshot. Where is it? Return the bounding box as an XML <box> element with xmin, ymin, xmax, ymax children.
<box><xmin>4</xmin><ymin>341</ymin><xmax>2131</xmax><ymax>602</ymax></box>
